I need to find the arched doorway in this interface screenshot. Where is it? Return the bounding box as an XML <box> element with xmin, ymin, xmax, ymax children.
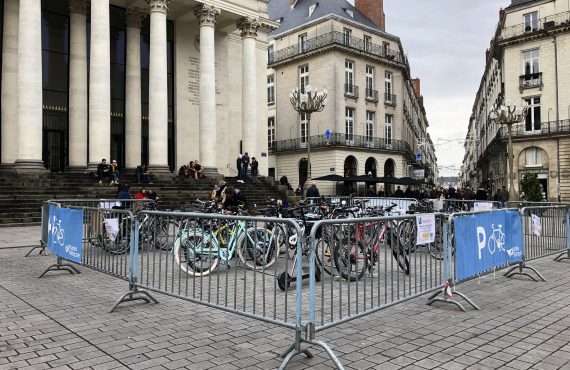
<box><xmin>298</xmin><ymin>158</ymin><xmax>308</xmax><ymax>189</ymax></box>
<box><xmin>343</xmin><ymin>156</ymin><xmax>358</xmax><ymax>194</ymax></box>
<box><xmin>365</xmin><ymin>157</ymin><xmax>378</xmax><ymax>195</ymax></box>
<box><xmin>384</xmin><ymin>158</ymin><xmax>396</xmax><ymax>196</ymax></box>
<box><xmin>518</xmin><ymin>147</ymin><xmax>549</xmax><ymax>200</ymax></box>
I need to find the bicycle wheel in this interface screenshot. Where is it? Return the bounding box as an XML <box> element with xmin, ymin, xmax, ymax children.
<box><xmin>386</xmin><ymin>230</ymin><xmax>410</xmax><ymax>275</ymax></box>
<box><xmin>173</xmin><ymin>230</ymin><xmax>219</xmax><ymax>276</ymax></box>
<box><xmin>333</xmin><ymin>238</ymin><xmax>368</xmax><ymax>281</ymax></box>
<box><xmin>237</xmin><ymin>227</ymin><xmax>277</xmax><ymax>270</ymax></box>
<box><xmin>429</xmin><ymin>223</ymin><xmax>444</xmax><ymax>260</ymax></box>
<box><xmin>154</xmin><ymin>219</ymin><xmax>177</xmax><ymax>251</ymax></box>
<box><xmin>398</xmin><ymin>219</ymin><xmax>417</xmax><ymax>253</ymax></box>
<box><xmin>315</xmin><ymin>237</ymin><xmax>335</xmax><ymax>276</ymax></box>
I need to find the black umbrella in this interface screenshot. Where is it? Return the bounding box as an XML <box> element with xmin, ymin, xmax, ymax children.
<box><xmin>398</xmin><ymin>177</ymin><xmax>424</xmax><ymax>186</ymax></box>
<box><xmin>312</xmin><ymin>174</ymin><xmax>353</xmax><ymax>182</ymax></box>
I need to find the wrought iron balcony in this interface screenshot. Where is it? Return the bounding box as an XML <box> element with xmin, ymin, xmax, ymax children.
<box><xmin>519</xmin><ymin>73</ymin><xmax>543</xmax><ymax>90</ymax></box>
<box><xmin>498</xmin><ymin>119</ymin><xmax>570</xmax><ymax>139</ymax></box>
<box><xmin>384</xmin><ymin>93</ymin><xmax>397</xmax><ymax>106</ymax></box>
<box><xmin>365</xmin><ymin>89</ymin><xmax>379</xmax><ymax>102</ymax></box>
<box><xmin>269</xmin><ymin>31</ymin><xmax>405</xmax><ymax>66</ymax></box>
<box><xmin>499</xmin><ymin>11</ymin><xmax>570</xmax><ymax>41</ymax></box>
<box><xmin>269</xmin><ymin>133</ymin><xmax>413</xmax><ymax>153</ymax></box>
<box><xmin>344</xmin><ymin>84</ymin><xmax>359</xmax><ymax>98</ymax></box>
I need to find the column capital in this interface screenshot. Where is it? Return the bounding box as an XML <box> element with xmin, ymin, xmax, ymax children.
<box><xmin>68</xmin><ymin>0</ymin><xmax>88</xmax><ymax>15</ymax></box>
<box><xmin>126</xmin><ymin>7</ymin><xmax>145</xmax><ymax>28</ymax></box>
<box><xmin>193</xmin><ymin>5</ymin><xmax>220</xmax><ymax>27</ymax></box>
<box><xmin>238</xmin><ymin>17</ymin><xmax>260</xmax><ymax>38</ymax></box>
<box><xmin>146</xmin><ymin>0</ymin><xmax>170</xmax><ymax>14</ymax></box>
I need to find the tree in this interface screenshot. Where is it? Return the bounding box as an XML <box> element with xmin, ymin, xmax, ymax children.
<box><xmin>519</xmin><ymin>173</ymin><xmax>543</xmax><ymax>202</ymax></box>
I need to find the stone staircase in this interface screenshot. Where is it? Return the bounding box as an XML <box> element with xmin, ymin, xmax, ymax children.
<box><xmin>0</xmin><ymin>171</ymin><xmax>293</xmax><ymax>226</ymax></box>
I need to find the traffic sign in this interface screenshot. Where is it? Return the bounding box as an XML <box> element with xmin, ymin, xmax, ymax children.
<box><xmin>416</xmin><ymin>152</ymin><xmax>422</xmax><ymax>161</ymax></box>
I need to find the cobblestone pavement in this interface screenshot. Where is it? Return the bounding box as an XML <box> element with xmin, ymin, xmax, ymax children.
<box><xmin>1</xmin><ymin>226</ymin><xmax>570</xmax><ymax>370</ymax></box>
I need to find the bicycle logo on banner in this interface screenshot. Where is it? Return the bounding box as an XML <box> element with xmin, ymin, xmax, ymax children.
<box><xmin>477</xmin><ymin>223</ymin><xmax>521</xmax><ymax>259</ymax></box>
<box><xmin>49</xmin><ymin>216</ymin><xmax>66</xmax><ymax>247</ymax></box>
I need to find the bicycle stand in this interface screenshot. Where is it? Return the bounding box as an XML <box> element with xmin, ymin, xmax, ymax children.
<box><xmin>503</xmin><ymin>261</ymin><xmax>546</xmax><ymax>282</ymax></box>
<box><xmin>426</xmin><ymin>281</ymin><xmax>480</xmax><ymax>312</ymax></box>
<box><xmin>554</xmin><ymin>250</ymin><xmax>570</xmax><ymax>262</ymax></box>
<box><xmin>38</xmin><ymin>257</ymin><xmax>81</xmax><ymax>278</ymax></box>
<box><xmin>110</xmin><ymin>284</ymin><xmax>159</xmax><ymax>313</ymax></box>
<box><xmin>279</xmin><ymin>328</ymin><xmax>344</xmax><ymax>370</ymax></box>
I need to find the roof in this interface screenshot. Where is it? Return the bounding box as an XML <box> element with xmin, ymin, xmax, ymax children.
<box><xmin>268</xmin><ymin>0</ymin><xmax>384</xmax><ymax>37</ymax></box>
<box><xmin>506</xmin><ymin>0</ymin><xmax>543</xmax><ymax>10</ymax></box>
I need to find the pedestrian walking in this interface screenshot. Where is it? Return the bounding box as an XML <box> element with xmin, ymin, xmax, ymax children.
<box><xmin>251</xmin><ymin>157</ymin><xmax>259</xmax><ymax>184</ymax></box>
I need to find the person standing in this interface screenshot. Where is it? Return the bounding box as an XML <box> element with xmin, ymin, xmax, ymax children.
<box><xmin>236</xmin><ymin>154</ymin><xmax>244</xmax><ymax>183</ymax></box>
<box><xmin>241</xmin><ymin>152</ymin><xmax>250</xmax><ymax>181</ymax></box>
<box><xmin>306</xmin><ymin>181</ymin><xmax>320</xmax><ymax>198</ymax></box>
<box><xmin>250</xmin><ymin>157</ymin><xmax>259</xmax><ymax>184</ymax></box>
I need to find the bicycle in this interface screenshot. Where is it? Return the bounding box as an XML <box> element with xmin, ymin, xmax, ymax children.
<box><xmin>487</xmin><ymin>224</ymin><xmax>505</xmax><ymax>254</ymax></box>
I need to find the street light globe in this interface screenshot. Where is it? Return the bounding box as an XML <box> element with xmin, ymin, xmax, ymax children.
<box><xmin>306</xmin><ymin>85</ymin><xmax>312</xmax><ymax>93</ymax></box>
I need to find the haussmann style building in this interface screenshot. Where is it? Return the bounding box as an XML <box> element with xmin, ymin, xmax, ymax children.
<box><xmin>266</xmin><ymin>0</ymin><xmax>438</xmax><ymax>195</ymax></box>
<box><xmin>0</xmin><ymin>0</ymin><xmax>276</xmax><ymax>176</ymax></box>
<box><xmin>462</xmin><ymin>0</ymin><xmax>570</xmax><ymax>201</ymax></box>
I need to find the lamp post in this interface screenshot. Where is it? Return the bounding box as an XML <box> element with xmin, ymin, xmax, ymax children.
<box><xmin>489</xmin><ymin>101</ymin><xmax>528</xmax><ymax>201</ymax></box>
<box><xmin>289</xmin><ymin>85</ymin><xmax>327</xmax><ymax>189</ymax></box>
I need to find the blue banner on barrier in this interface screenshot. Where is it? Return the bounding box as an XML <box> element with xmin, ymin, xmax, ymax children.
<box><xmin>47</xmin><ymin>205</ymin><xmax>84</xmax><ymax>263</ymax></box>
<box><xmin>454</xmin><ymin>210</ymin><xmax>523</xmax><ymax>281</ymax></box>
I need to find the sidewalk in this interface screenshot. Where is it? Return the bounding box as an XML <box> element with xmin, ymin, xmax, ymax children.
<box><xmin>1</xmin><ymin>226</ymin><xmax>570</xmax><ymax>370</ymax></box>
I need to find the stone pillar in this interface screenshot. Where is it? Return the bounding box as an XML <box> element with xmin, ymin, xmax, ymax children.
<box><xmin>15</xmin><ymin>0</ymin><xmax>46</xmax><ymax>171</ymax></box>
<box><xmin>1</xmin><ymin>0</ymin><xmax>18</xmax><ymax>168</ymax></box>
<box><xmin>194</xmin><ymin>4</ymin><xmax>220</xmax><ymax>175</ymax></box>
<box><xmin>125</xmin><ymin>7</ymin><xmax>144</xmax><ymax>170</ymax></box>
<box><xmin>238</xmin><ymin>17</ymin><xmax>260</xmax><ymax>158</ymax></box>
<box><xmin>146</xmin><ymin>0</ymin><xmax>170</xmax><ymax>173</ymax></box>
<box><xmin>68</xmin><ymin>0</ymin><xmax>88</xmax><ymax>171</ymax></box>
<box><xmin>88</xmin><ymin>0</ymin><xmax>110</xmax><ymax>168</ymax></box>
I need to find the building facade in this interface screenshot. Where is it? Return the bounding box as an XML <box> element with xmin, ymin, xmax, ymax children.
<box><xmin>462</xmin><ymin>0</ymin><xmax>570</xmax><ymax>201</ymax></box>
<box><xmin>266</xmin><ymin>0</ymin><xmax>438</xmax><ymax>195</ymax></box>
<box><xmin>0</xmin><ymin>0</ymin><xmax>276</xmax><ymax>175</ymax></box>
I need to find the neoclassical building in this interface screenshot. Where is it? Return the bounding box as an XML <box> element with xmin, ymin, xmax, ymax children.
<box><xmin>266</xmin><ymin>0</ymin><xmax>438</xmax><ymax>195</ymax></box>
<box><xmin>0</xmin><ymin>0</ymin><xmax>276</xmax><ymax>175</ymax></box>
<box><xmin>462</xmin><ymin>0</ymin><xmax>570</xmax><ymax>201</ymax></box>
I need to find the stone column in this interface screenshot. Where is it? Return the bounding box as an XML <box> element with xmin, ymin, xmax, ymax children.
<box><xmin>1</xmin><ymin>0</ymin><xmax>18</xmax><ymax>168</ymax></box>
<box><xmin>88</xmin><ymin>0</ymin><xmax>110</xmax><ymax>168</ymax></box>
<box><xmin>238</xmin><ymin>17</ymin><xmax>260</xmax><ymax>159</ymax></box>
<box><xmin>146</xmin><ymin>0</ymin><xmax>170</xmax><ymax>173</ymax></box>
<box><xmin>68</xmin><ymin>0</ymin><xmax>88</xmax><ymax>171</ymax></box>
<box><xmin>194</xmin><ymin>5</ymin><xmax>220</xmax><ymax>175</ymax></box>
<box><xmin>125</xmin><ymin>7</ymin><xmax>144</xmax><ymax>170</ymax></box>
<box><xmin>15</xmin><ymin>0</ymin><xmax>45</xmax><ymax>171</ymax></box>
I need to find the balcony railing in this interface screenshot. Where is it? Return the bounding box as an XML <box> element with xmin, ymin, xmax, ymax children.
<box><xmin>365</xmin><ymin>89</ymin><xmax>379</xmax><ymax>102</ymax></box>
<box><xmin>519</xmin><ymin>72</ymin><xmax>543</xmax><ymax>90</ymax></box>
<box><xmin>498</xmin><ymin>119</ymin><xmax>570</xmax><ymax>139</ymax></box>
<box><xmin>384</xmin><ymin>93</ymin><xmax>397</xmax><ymax>106</ymax></box>
<box><xmin>344</xmin><ymin>84</ymin><xmax>359</xmax><ymax>98</ymax></box>
<box><xmin>270</xmin><ymin>31</ymin><xmax>405</xmax><ymax>65</ymax></box>
<box><xmin>270</xmin><ymin>133</ymin><xmax>413</xmax><ymax>153</ymax></box>
<box><xmin>499</xmin><ymin>11</ymin><xmax>570</xmax><ymax>41</ymax></box>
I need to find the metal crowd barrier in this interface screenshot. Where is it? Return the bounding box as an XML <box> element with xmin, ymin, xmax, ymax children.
<box><xmin>519</xmin><ymin>206</ymin><xmax>568</xmax><ymax>261</ymax></box>
<box><xmin>307</xmin><ymin>196</ymin><xmax>418</xmax><ymax>211</ymax></box>
<box><xmin>442</xmin><ymin>199</ymin><xmax>502</xmax><ymax>213</ymax></box>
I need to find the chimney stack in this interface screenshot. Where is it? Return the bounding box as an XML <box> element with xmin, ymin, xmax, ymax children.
<box><xmin>355</xmin><ymin>0</ymin><xmax>386</xmax><ymax>30</ymax></box>
<box><xmin>411</xmin><ymin>78</ymin><xmax>421</xmax><ymax>97</ymax></box>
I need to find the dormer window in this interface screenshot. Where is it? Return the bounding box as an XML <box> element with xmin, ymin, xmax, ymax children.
<box><xmin>308</xmin><ymin>4</ymin><xmax>317</xmax><ymax>17</ymax></box>
<box><xmin>345</xmin><ymin>9</ymin><xmax>354</xmax><ymax>18</ymax></box>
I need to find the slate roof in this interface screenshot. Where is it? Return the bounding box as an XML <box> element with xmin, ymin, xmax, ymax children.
<box><xmin>506</xmin><ymin>0</ymin><xmax>544</xmax><ymax>10</ymax></box>
<box><xmin>268</xmin><ymin>0</ymin><xmax>385</xmax><ymax>37</ymax></box>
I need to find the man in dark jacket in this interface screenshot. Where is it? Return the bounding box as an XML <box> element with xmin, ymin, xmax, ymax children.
<box><xmin>241</xmin><ymin>152</ymin><xmax>250</xmax><ymax>181</ymax></box>
<box><xmin>306</xmin><ymin>181</ymin><xmax>320</xmax><ymax>198</ymax></box>
<box><xmin>96</xmin><ymin>159</ymin><xmax>110</xmax><ymax>184</ymax></box>
<box><xmin>250</xmin><ymin>157</ymin><xmax>259</xmax><ymax>184</ymax></box>
<box><xmin>394</xmin><ymin>186</ymin><xmax>404</xmax><ymax>198</ymax></box>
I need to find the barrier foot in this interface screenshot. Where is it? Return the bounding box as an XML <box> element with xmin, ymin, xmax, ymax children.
<box><xmin>110</xmin><ymin>286</ymin><xmax>159</xmax><ymax>313</ymax></box>
<box><xmin>554</xmin><ymin>251</ymin><xmax>570</xmax><ymax>262</ymax></box>
<box><xmin>427</xmin><ymin>286</ymin><xmax>480</xmax><ymax>312</ymax></box>
<box><xmin>25</xmin><ymin>245</ymin><xmax>47</xmax><ymax>257</ymax></box>
<box><xmin>503</xmin><ymin>263</ymin><xmax>546</xmax><ymax>282</ymax></box>
<box><xmin>279</xmin><ymin>339</ymin><xmax>344</xmax><ymax>370</ymax></box>
<box><xmin>38</xmin><ymin>258</ymin><xmax>81</xmax><ymax>278</ymax></box>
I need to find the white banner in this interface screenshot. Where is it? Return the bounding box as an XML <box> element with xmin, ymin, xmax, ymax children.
<box><xmin>104</xmin><ymin>218</ymin><xmax>119</xmax><ymax>241</ymax></box>
<box><xmin>531</xmin><ymin>214</ymin><xmax>542</xmax><ymax>236</ymax></box>
<box><xmin>474</xmin><ymin>202</ymin><xmax>493</xmax><ymax>212</ymax></box>
<box><xmin>416</xmin><ymin>213</ymin><xmax>436</xmax><ymax>245</ymax></box>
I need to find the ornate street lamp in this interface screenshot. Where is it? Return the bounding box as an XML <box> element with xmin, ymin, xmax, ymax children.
<box><xmin>488</xmin><ymin>101</ymin><xmax>528</xmax><ymax>201</ymax></box>
<box><xmin>289</xmin><ymin>85</ymin><xmax>327</xmax><ymax>189</ymax></box>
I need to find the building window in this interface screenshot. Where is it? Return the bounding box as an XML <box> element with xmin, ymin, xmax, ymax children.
<box><xmin>524</xmin><ymin>11</ymin><xmax>539</xmax><ymax>32</ymax></box>
<box><xmin>523</xmin><ymin>50</ymin><xmax>539</xmax><ymax>75</ymax></box>
<box><xmin>525</xmin><ymin>147</ymin><xmax>543</xmax><ymax>166</ymax></box>
<box><xmin>267</xmin><ymin>75</ymin><xmax>275</xmax><ymax>105</ymax></box>
<box><xmin>343</xmin><ymin>28</ymin><xmax>352</xmax><ymax>46</ymax></box>
<box><xmin>366</xmin><ymin>111</ymin><xmax>375</xmax><ymax>143</ymax></box>
<box><xmin>345</xmin><ymin>108</ymin><xmax>355</xmax><ymax>142</ymax></box>
<box><xmin>382</xmin><ymin>42</ymin><xmax>390</xmax><ymax>56</ymax></box>
<box><xmin>300</xmin><ymin>112</ymin><xmax>308</xmax><ymax>143</ymax></box>
<box><xmin>298</xmin><ymin>33</ymin><xmax>308</xmax><ymax>53</ymax></box>
<box><xmin>268</xmin><ymin>117</ymin><xmax>275</xmax><ymax>148</ymax></box>
<box><xmin>385</xmin><ymin>71</ymin><xmax>393</xmax><ymax>104</ymax></box>
<box><xmin>345</xmin><ymin>60</ymin><xmax>354</xmax><ymax>95</ymax></box>
<box><xmin>385</xmin><ymin>114</ymin><xmax>393</xmax><ymax>146</ymax></box>
<box><xmin>366</xmin><ymin>66</ymin><xmax>374</xmax><ymax>99</ymax></box>
<box><xmin>524</xmin><ymin>97</ymin><xmax>541</xmax><ymax>132</ymax></box>
<box><xmin>268</xmin><ymin>45</ymin><xmax>274</xmax><ymax>63</ymax></box>
<box><xmin>363</xmin><ymin>35</ymin><xmax>372</xmax><ymax>52</ymax></box>
<box><xmin>308</xmin><ymin>4</ymin><xmax>317</xmax><ymax>17</ymax></box>
<box><xmin>299</xmin><ymin>65</ymin><xmax>309</xmax><ymax>93</ymax></box>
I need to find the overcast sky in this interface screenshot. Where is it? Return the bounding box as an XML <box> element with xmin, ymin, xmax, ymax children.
<box><xmin>351</xmin><ymin>0</ymin><xmax>510</xmax><ymax>177</ymax></box>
